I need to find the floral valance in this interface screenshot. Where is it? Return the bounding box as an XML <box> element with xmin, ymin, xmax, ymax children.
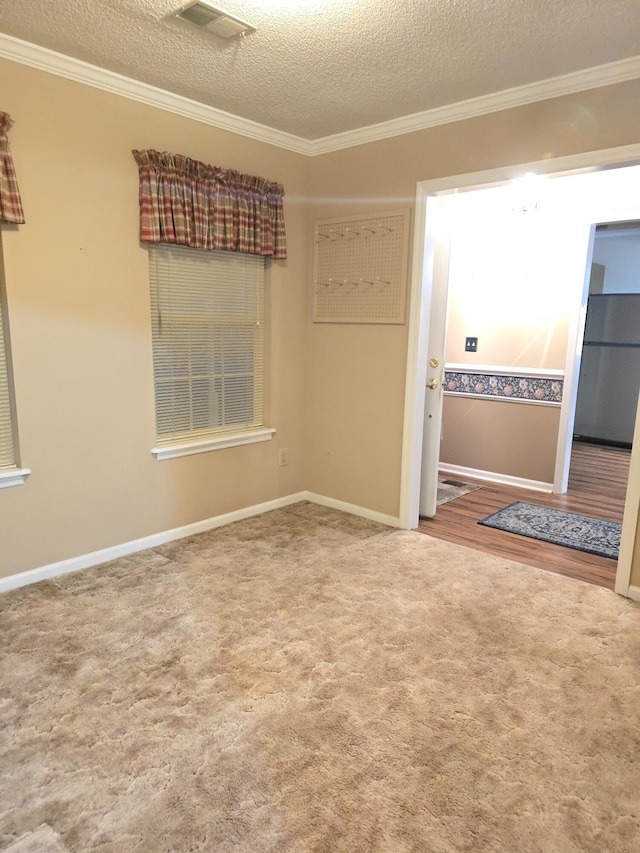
<box><xmin>132</xmin><ymin>149</ymin><xmax>286</xmax><ymax>259</ymax></box>
<box><xmin>0</xmin><ymin>113</ymin><xmax>25</xmax><ymax>225</ymax></box>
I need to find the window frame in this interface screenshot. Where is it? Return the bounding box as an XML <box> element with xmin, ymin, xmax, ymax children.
<box><xmin>148</xmin><ymin>245</ymin><xmax>274</xmax><ymax>460</ymax></box>
<box><xmin>0</xmin><ymin>238</ymin><xmax>29</xmax><ymax>488</ymax></box>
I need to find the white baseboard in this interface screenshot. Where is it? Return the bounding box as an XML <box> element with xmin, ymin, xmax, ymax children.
<box><xmin>0</xmin><ymin>491</ymin><xmax>399</xmax><ymax>594</ymax></box>
<box><xmin>438</xmin><ymin>463</ymin><xmax>553</xmax><ymax>493</ymax></box>
<box><xmin>301</xmin><ymin>491</ymin><xmax>401</xmax><ymax>529</ymax></box>
<box><xmin>0</xmin><ymin>492</ymin><xmax>307</xmax><ymax>594</ymax></box>
<box><xmin>626</xmin><ymin>585</ymin><xmax>640</xmax><ymax>603</ymax></box>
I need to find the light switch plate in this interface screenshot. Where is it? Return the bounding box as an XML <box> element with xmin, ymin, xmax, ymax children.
<box><xmin>465</xmin><ymin>337</ymin><xmax>478</xmax><ymax>353</ymax></box>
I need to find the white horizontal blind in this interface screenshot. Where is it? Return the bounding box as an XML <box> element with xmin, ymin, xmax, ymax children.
<box><xmin>149</xmin><ymin>245</ymin><xmax>265</xmax><ymax>447</ymax></box>
<box><xmin>0</xmin><ymin>284</ymin><xmax>16</xmax><ymax>469</ymax></box>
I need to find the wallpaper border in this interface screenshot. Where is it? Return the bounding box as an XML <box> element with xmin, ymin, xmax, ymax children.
<box><xmin>443</xmin><ymin>368</ymin><xmax>563</xmax><ymax>405</ymax></box>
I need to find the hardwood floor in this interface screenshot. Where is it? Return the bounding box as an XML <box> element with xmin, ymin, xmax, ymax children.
<box><xmin>418</xmin><ymin>442</ymin><xmax>631</xmax><ymax>589</ymax></box>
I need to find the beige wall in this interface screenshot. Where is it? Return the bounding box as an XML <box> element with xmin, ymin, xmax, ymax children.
<box><xmin>444</xmin><ymin>190</ymin><xmax>573</xmax><ymax>369</ymax></box>
<box><xmin>441</xmin><ymin>397</ymin><xmax>561</xmax><ymax>484</ymax></box>
<box><xmin>441</xmin><ymin>398</ymin><xmax>560</xmax><ymax>483</ymax></box>
<box><xmin>306</xmin><ymin>79</ymin><xmax>640</xmax><ymax>516</ymax></box>
<box><xmin>440</xmin><ymin>182</ymin><xmax>580</xmax><ymax>481</ymax></box>
<box><xmin>3</xmin><ymin>55</ymin><xmax>640</xmax><ymax>580</ymax></box>
<box><xmin>0</xmin><ymin>59</ymin><xmax>310</xmax><ymax>577</ymax></box>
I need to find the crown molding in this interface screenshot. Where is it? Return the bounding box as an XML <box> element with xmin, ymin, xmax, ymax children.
<box><xmin>1</xmin><ymin>32</ymin><xmax>640</xmax><ymax>158</ymax></box>
<box><xmin>310</xmin><ymin>55</ymin><xmax>640</xmax><ymax>155</ymax></box>
<box><xmin>0</xmin><ymin>32</ymin><xmax>314</xmax><ymax>156</ymax></box>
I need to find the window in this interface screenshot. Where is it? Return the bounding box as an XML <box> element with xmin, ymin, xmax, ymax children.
<box><xmin>0</xmin><ymin>255</ymin><xmax>28</xmax><ymax>488</ymax></box>
<box><xmin>149</xmin><ymin>245</ymin><xmax>274</xmax><ymax>460</ymax></box>
<box><xmin>0</xmin><ymin>280</ymin><xmax>15</xmax><ymax>465</ymax></box>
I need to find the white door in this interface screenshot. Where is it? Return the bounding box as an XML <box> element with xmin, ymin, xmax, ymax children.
<box><xmin>417</xmin><ymin>196</ymin><xmax>453</xmax><ymax>518</ymax></box>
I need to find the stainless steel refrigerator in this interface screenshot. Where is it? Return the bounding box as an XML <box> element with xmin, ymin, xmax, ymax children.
<box><xmin>574</xmin><ymin>293</ymin><xmax>640</xmax><ymax>446</ymax></box>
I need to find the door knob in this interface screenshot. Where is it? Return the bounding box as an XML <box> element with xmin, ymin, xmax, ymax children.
<box><xmin>427</xmin><ymin>378</ymin><xmax>439</xmax><ymax>390</ymax></box>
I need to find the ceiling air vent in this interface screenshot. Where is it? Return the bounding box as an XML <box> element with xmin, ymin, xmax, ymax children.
<box><xmin>175</xmin><ymin>1</ymin><xmax>255</xmax><ymax>39</ymax></box>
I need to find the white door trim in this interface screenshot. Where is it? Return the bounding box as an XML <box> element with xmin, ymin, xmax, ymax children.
<box><xmin>615</xmin><ymin>393</ymin><xmax>640</xmax><ymax>596</ymax></box>
<box><xmin>399</xmin><ymin>182</ymin><xmax>432</xmax><ymax>528</ymax></box>
<box><xmin>400</xmin><ymin>142</ymin><xmax>640</xmax><ymax>598</ymax></box>
<box><xmin>552</xmin><ymin>225</ymin><xmax>596</xmax><ymax>493</ymax></box>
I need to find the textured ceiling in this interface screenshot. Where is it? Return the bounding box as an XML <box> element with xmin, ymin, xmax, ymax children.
<box><xmin>1</xmin><ymin>0</ymin><xmax>639</xmax><ymax>140</ymax></box>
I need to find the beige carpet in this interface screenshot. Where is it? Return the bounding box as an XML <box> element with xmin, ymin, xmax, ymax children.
<box><xmin>3</xmin><ymin>824</ymin><xmax>71</xmax><ymax>853</ymax></box>
<box><xmin>1</xmin><ymin>501</ymin><xmax>639</xmax><ymax>852</ymax></box>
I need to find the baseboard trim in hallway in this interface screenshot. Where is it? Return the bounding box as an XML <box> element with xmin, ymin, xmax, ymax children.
<box><xmin>439</xmin><ymin>463</ymin><xmax>553</xmax><ymax>493</ymax></box>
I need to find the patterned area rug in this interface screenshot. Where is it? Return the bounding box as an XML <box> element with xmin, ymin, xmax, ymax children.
<box><xmin>436</xmin><ymin>476</ymin><xmax>481</xmax><ymax>506</ymax></box>
<box><xmin>478</xmin><ymin>501</ymin><xmax>621</xmax><ymax>559</ymax></box>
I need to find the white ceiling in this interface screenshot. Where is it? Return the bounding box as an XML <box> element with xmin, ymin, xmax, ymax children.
<box><xmin>1</xmin><ymin>0</ymin><xmax>640</xmax><ymax>142</ymax></box>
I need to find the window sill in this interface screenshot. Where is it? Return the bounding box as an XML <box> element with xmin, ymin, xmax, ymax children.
<box><xmin>152</xmin><ymin>428</ymin><xmax>276</xmax><ymax>461</ymax></box>
<box><xmin>0</xmin><ymin>467</ymin><xmax>31</xmax><ymax>489</ymax></box>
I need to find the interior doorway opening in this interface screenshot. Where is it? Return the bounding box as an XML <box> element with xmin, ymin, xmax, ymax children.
<box><xmin>400</xmin><ymin>145</ymin><xmax>640</xmax><ymax>598</ymax></box>
<box><xmin>573</xmin><ymin>220</ymin><xmax>640</xmax><ymax>451</ymax></box>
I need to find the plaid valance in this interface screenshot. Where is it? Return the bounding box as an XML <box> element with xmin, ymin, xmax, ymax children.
<box><xmin>132</xmin><ymin>149</ymin><xmax>286</xmax><ymax>259</ymax></box>
<box><xmin>0</xmin><ymin>113</ymin><xmax>25</xmax><ymax>225</ymax></box>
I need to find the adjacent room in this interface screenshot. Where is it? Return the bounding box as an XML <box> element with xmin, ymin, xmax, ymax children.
<box><xmin>1</xmin><ymin>1</ymin><xmax>640</xmax><ymax>851</ymax></box>
<box><xmin>416</xmin><ymin>169</ymin><xmax>640</xmax><ymax>589</ymax></box>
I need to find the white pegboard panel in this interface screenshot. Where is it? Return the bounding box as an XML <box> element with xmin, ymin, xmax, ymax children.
<box><xmin>313</xmin><ymin>209</ymin><xmax>410</xmax><ymax>324</ymax></box>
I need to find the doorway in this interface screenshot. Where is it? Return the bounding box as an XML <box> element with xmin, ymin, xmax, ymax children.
<box><xmin>399</xmin><ymin>145</ymin><xmax>640</xmax><ymax>598</ymax></box>
<box><xmin>573</xmin><ymin>222</ymin><xmax>640</xmax><ymax>451</ymax></box>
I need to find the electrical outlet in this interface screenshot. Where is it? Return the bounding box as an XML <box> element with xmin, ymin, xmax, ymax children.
<box><xmin>278</xmin><ymin>448</ymin><xmax>289</xmax><ymax>467</ymax></box>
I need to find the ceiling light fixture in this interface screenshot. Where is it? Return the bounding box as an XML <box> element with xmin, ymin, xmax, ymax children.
<box><xmin>175</xmin><ymin>1</ymin><xmax>255</xmax><ymax>39</ymax></box>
